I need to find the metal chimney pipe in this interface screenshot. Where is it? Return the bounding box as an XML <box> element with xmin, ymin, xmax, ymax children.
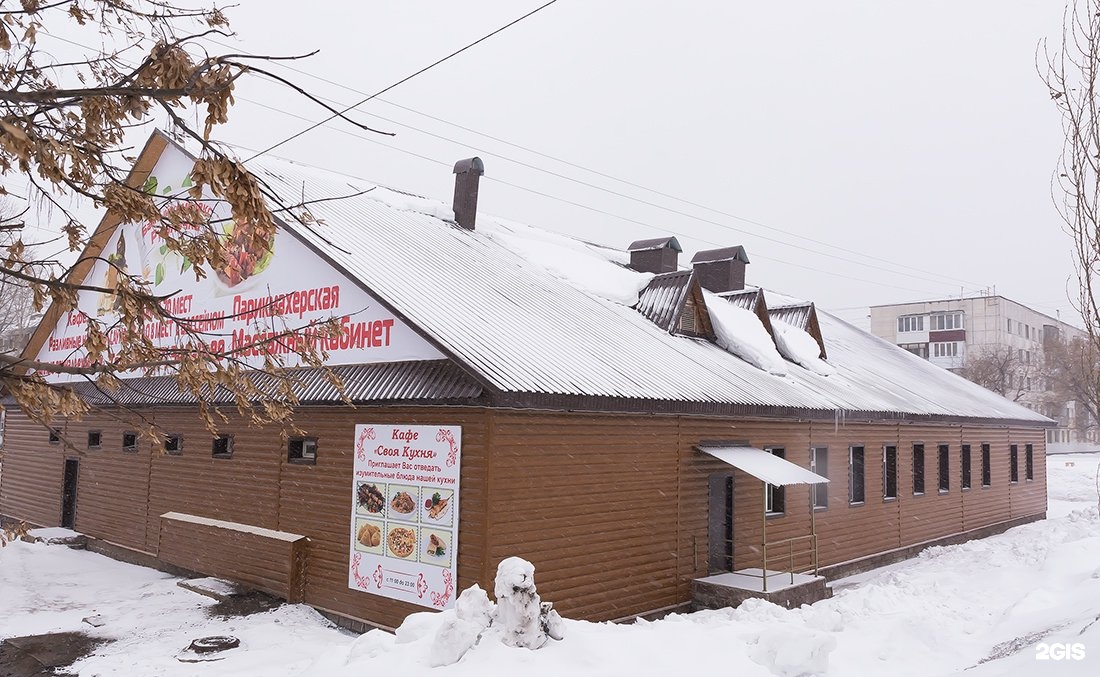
<box><xmin>452</xmin><ymin>157</ymin><xmax>484</xmax><ymax>230</ymax></box>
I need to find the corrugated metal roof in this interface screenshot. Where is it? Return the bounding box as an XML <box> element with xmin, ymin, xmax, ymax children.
<box><xmin>628</xmin><ymin>236</ymin><xmax>682</xmax><ymax>252</ymax></box>
<box><xmin>769</xmin><ymin>303</ymin><xmax>813</xmax><ymax>331</ymax></box>
<box><xmin>691</xmin><ymin>246</ymin><xmax>750</xmax><ymax>264</ymax></box>
<box><xmin>65</xmin><ymin>360</ymin><xmax>481</xmax><ymax>406</ymax></box>
<box><xmin>240</xmin><ymin>156</ymin><xmax>1052</xmax><ymax>425</ymax></box>
<box><xmin>720</xmin><ymin>288</ymin><xmax>763</xmax><ymax>312</ymax></box>
<box><xmin>636</xmin><ymin>270</ymin><xmax>692</xmax><ymax>331</ymax></box>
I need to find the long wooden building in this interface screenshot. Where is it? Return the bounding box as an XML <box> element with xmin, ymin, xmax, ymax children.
<box><xmin>0</xmin><ymin>132</ymin><xmax>1050</xmax><ymax>630</ymax></box>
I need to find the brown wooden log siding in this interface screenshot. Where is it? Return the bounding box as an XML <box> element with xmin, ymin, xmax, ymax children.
<box><xmin>158</xmin><ymin>514</ymin><xmax>307</xmax><ymax>602</ymax></box>
<box><xmin>0</xmin><ymin>407</ymin><xmax>1047</xmax><ymax>625</ymax></box>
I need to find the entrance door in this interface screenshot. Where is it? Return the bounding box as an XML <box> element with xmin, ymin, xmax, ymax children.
<box><xmin>61</xmin><ymin>459</ymin><xmax>78</xmax><ymax>528</ymax></box>
<box><xmin>707</xmin><ymin>473</ymin><xmax>734</xmax><ymax>572</ymax></box>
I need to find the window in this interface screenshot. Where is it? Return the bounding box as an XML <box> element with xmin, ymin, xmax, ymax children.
<box><xmin>212</xmin><ymin>435</ymin><xmax>234</xmax><ymax>459</ymax></box>
<box><xmin>765</xmin><ymin>448</ymin><xmax>786</xmax><ymax>514</ymax></box>
<box><xmin>1009</xmin><ymin>444</ymin><xmax>1019</xmax><ymax>483</ymax></box>
<box><xmin>931</xmin><ymin>312</ymin><xmax>963</xmax><ymax>330</ymax></box>
<box><xmin>49</xmin><ymin>428</ymin><xmax>60</xmax><ymax>444</ymax></box>
<box><xmin>897</xmin><ymin>315</ymin><xmax>925</xmax><ymax>333</ymax></box>
<box><xmin>1025</xmin><ymin>444</ymin><xmax>1034</xmax><ymax>481</ymax></box>
<box><xmin>1007</xmin><ymin>318</ymin><xmax>1013</xmax><ymax>333</ymax></box>
<box><xmin>87</xmin><ymin>430</ymin><xmax>102</xmax><ymax>449</ymax></box>
<box><xmin>849</xmin><ymin>446</ymin><xmax>865</xmax><ymax>504</ymax></box>
<box><xmin>913</xmin><ymin>444</ymin><xmax>925</xmax><ymax>494</ymax></box>
<box><xmin>938</xmin><ymin>444</ymin><xmax>949</xmax><ymax>492</ymax></box>
<box><xmin>883</xmin><ymin>446</ymin><xmax>898</xmax><ymax>499</ymax></box>
<box><xmin>122</xmin><ymin>432</ymin><xmax>137</xmax><ymax>452</ymax></box>
<box><xmin>932</xmin><ymin>342</ymin><xmax>960</xmax><ymax>358</ymax></box>
<box><xmin>981</xmin><ymin>443</ymin><xmax>991</xmax><ymax>487</ymax></box>
<box><xmin>164</xmin><ymin>434</ymin><xmax>182</xmax><ymax>455</ymax></box>
<box><xmin>899</xmin><ymin>343</ymin><xmax>929</xmax><ymax>359</ymax></box>
<box><xmin>961</xmin><ymin>445</ymin><xmax>972</xmax><ymax>489</ymax></box>
<box><xmin>288</xmin><ymin>437</ymin><xmax>317</xmax><ymax>465</ymax></box>
<box><xmin>811</xmin><ymin>447</ymin><xmax>828</xmax><ymax>509</ymax></box>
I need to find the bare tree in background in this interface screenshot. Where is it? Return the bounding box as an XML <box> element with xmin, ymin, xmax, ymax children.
<box><xmin>959</xmin><ymin>345</ymin><xmax>1037</xmax><ymax>403</ymax></box>
<box><xmin>1044</xmin><ymin>334</ymin><xmax>1100</xmax><ymax>437</ymax></box>
<box><xmin>0</xmin><ymin>203</ymin><xmax>35</xmax><ymax>351</ymax></box>
<box><xmin>1042</xmin><ymin>0</ymin><xmax>1100</xmax><ymax>438</ymax></box>
<box><xmin>0</xmin><ymin>1</ymin><xmax>389</xmax><ymax>438</ymax></box>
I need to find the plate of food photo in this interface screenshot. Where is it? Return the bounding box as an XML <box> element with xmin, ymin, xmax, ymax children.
<box><xmin>388</xmin><ymin>485</ymin><xmax>419</xmax><ymax>521</ymax></box>
<box><xmin>386</xmin><ymin>525</ymin><xmax>418</xmax><ymax>560</ymax></box>
<box><xmin>422</xmin><ymin>489</ymin><xmax>454</xmax><ymax>527</ymax></box>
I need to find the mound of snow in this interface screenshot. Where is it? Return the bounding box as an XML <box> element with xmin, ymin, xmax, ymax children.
<box><xmin>772</xmin><ymin>318</ymin><xmax>835</xmax><ymax>376</ymax></box>
<box><xmin>489</xmin><ymin>232</ymin><xmax>652</xmax><ymax>306</ymax></box>
<box><xmin>704</xmin><ymin>290</ymin><xmax>788</xmax><ymax>376</ymax></box>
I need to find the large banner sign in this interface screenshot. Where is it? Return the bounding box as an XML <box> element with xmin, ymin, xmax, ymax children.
<box><xmin>349</xmin><ymin>424</ymin><xmax>461</xmax><ymax>609</ymax></box>
<box><xmin>33</xmin><ymin>142</ymin><xmax>443</xmax><ymax>380</ymax></box>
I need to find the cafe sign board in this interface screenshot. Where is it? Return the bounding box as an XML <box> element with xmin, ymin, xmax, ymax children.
<box><xmin>348</xmin><ymin>424</ymin><xmax>461</xmax><ymax>609</ymax></box>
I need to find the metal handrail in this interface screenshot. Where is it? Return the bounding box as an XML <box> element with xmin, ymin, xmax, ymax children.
<box><xmin>760</xmin><ymin>533</ymin><xmax>819</xmax><ymax>592</ymax></box>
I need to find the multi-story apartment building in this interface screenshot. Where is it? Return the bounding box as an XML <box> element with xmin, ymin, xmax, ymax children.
<box><xmin>870</xmin><ymin>295</ymin><xmax>1091</xmax><ymax>448</ymax></box>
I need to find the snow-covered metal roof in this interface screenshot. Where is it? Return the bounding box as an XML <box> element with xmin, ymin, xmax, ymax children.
<box><xmin>245</xmin><ymin>155</ymin><xmax>1052</xmax><ymax>425</ymax></box>
<box><xmin>636</xmin><ymin>270</ymin><xmax>693</xmax><ymax>332</ymax></box>
<box><xmin>697</xmin><ymin>446</ymin><xmax>829</xmax><ymax>486</ymax></box>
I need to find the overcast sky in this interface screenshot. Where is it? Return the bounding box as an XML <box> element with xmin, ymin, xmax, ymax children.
<box><xmin>21</xmin><ymin>1</ymin><xmax>1078</xmax><ymax>328</ymax></box>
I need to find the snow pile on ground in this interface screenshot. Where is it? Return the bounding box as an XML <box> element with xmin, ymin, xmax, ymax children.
<box><xmin>429</xmin><ymin>557</ymin><xmax>563</xmax><ymax>666</ymax></box>
<box><xmin>704</xmin><ymin>290</ymin><xmax>788</xmax><ymax>376</ymax></box>
<box><xmin>4</xmin><ymin>455</ymin><xmax>1100</xmax><ymax>676</ymax></box>
<box><xmin>771</xmin><ymin>318</ymin><xmax>835</xmax><ymax>376</ymax></box>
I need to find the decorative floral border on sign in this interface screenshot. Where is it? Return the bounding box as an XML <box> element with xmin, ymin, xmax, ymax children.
<box><xmin>355</xmin><ymin>427</ymin><xmax>376</xmax><ymax>461</ymax></box>
<box><xmin>416</xmin><ymin>573</ymin><xmax>429</xmax><ymax>599</ymax></box>
<box><xmin>436</xmin><ymin>428</ymin><xmax>458</xmax><ymax>467</ymax></box>
<box><xmin>350</xmin><ymin>553</ymin><xmax>371</xmax><ymax>589</ymax></box>
<box><xmin>430</xmin><ymin>570</ymin><xmax>454</xmax><ymax>608</ymax></box>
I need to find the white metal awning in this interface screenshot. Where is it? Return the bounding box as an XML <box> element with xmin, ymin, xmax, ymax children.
<box><xmin>697</xmin><ymin>446</ymin><xmax>829</xmax><ymax>486</ymax></box>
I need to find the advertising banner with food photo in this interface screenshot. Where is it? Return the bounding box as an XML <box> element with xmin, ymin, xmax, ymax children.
<box><xmin>349</xmin><ymin>424</ymin><xmax>461</xmax><ymax>609</ymax></box>
<box><xmin>33</xmin><ymin>142</ymin><xmax>444</xmax><ymax>382</ymax></box>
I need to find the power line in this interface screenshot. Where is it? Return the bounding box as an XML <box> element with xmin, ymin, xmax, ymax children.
<box><xmin>242</xmin><ymin>0</ymin><xmax>560</xmax><ymax>162</ymax></box>
<box><xmin>202</xmin><ymin>34</ymin><xmax>988</xmax><ymax>291</ymax></box>
<box><xmin>223</xmin><ymin>128</ymin><xmax>948</xmax><ymax>297</ymax></box>
<box><xmin>28</xmin><ymin>26</ymin><xmax>968</xmax><ymax>297</ymax></box>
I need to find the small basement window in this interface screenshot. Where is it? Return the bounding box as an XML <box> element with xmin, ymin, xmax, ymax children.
<box><xmin>88</xmin><ymin>430</ymin><xmax>102</xmax><ymax>449</ymax></box>
<box><xmin>49</xmin><ymin>428</ymin><xmax>61</xmax><ymax>444</ymax></box>
<box><xmin>122</xmin><ymin>432</ymin><xmax>137</xmax><ymax>452</ymax></box>
<box><xmin>288</xmin><ymin>437</ymin><xmax>317</xmax><ymax>464</ymax></box>
<box><xmin>164</xmin><ymin>434</ymin><xmax>182</xmax><ymax>455</ymax></box>
<box><xmin>212</xmin><ymin>435</ymin><xmax>234</xmax><ymax>459</ymax></box>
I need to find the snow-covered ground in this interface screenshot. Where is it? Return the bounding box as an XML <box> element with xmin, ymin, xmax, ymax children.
<box><xmin>2</xmin><ymin>454</ymin><xmax>1100</xmax><ymax>676</ymax></box>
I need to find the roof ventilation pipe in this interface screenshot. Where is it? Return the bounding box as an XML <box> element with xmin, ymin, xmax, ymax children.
<box><xmin>452</xmin><ymin>157</ymin><xmax>484</xmax><ymax>230</ymax></box>
<box><xmin>691</xmin><ymin>246</ymin><xmax>750</xmax><ymax>293</ymax></box>
<box><xmin>627</xmin><ymin>237</ymin><xmax>682</xmax><ymax>273</ymax></box>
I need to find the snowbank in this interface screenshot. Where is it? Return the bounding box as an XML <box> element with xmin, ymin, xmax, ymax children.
<box><xmin>771</xmin><ymin>318</ymin><xmax>835</xmax><ymax>376</ymax></box>
<box><xmin>489</xmin><ymin>230</ymin><xmax>652</xmax><ymax>306</ymax></box>
<box><xmin>704</xmin><ymin>290</ymin><xmax>788</xmax><ymax>376</ymax></box>
<box><xmin>4</xmin><ymin>455</ymin><xmax>1100</xmax><ymax>676</ymax></box>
